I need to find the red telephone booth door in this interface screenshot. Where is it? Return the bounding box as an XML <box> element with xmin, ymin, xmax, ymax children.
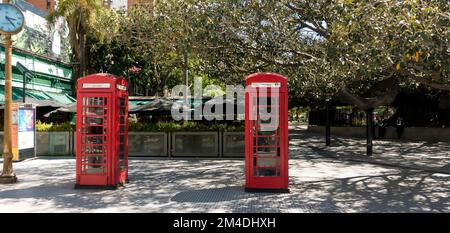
<box><xmin>246</xmin><ymin>91</ymin><xmax>287</xmax><ymax>190</ymax></box>
<box><xmin>76</xmin><ymin>94</ymin><xmax>112</xmax><ymax>186</ymax></box>
<box><xmin>245</xmin><ymin>74</ymin><xmax>289</xmax><ymax>192</ymax></box>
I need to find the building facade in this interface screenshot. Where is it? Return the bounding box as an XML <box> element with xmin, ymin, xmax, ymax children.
<box><xmin>25</xmin><ymin>0</ymin><xmax>55</xmax><ymax>12</ymax></box>
<box><xmin>0</xmin><ymin>0</ymin><xmax>74</xmax><ymax>107</ymax></box>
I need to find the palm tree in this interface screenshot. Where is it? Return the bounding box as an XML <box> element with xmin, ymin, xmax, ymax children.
<box><xmin>47</xmin><ymin>0</ymin><xmax>104</xmax><ymax>79</ymax></box>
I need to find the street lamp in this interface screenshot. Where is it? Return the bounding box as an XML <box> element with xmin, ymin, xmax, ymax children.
<box><xmin>0</xmin><ymin>1</ymin><xmax>25</xmax><ymax>184</ymax></box>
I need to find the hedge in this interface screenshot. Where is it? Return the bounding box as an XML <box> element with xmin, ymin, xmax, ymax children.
<box><xmin>31</xmin><ymin>120</ymin><xmax>244</xmax><ymax>132</ymax></box>
<box><xmin>128</xmin><ymin>121</ymin><xmax>244</xmax><ymax>132</ymax></box>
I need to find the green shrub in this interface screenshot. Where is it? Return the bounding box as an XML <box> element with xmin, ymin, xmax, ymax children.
<box><xmin>128</xmin><ymin>121</ymin><xmax>244</xmax><ymax>132</ymax></box>
<box><xmin>3</xmin><ymin>120</ymin><xmax>244</xmax><ymax>132</ymax></box>
<box><xmin>36</xmin><ymin>121</ymin><xmax>75</xmax><ymax>132</ymax></box>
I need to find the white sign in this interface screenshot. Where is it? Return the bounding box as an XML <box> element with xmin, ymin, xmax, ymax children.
<box><xmin>251</xmin><ymin>82</ymin><xmax>281</xmax><ymax>88</ymax></box>
<box><xmin>117</xmin><ymin>84</ymin><xmax>127</xmax><ymax>91</ymax></box>
<box><xmin>18</xmin><ymin>131</ymin><xmax>34</xmax><ymax>150</ymax></box>
<box><xmin>83</xmin><ymin>83</ymin><xmax>111</xmax><ymax>89</ymax></box>
<box><xmin>52</xmin><ymin>31</ymin><xmax>61</xmax><ymax>55</ymax></box>
<box><xmin>110</xmin><ymin>0</ymin><xmax>128</xmax><ymax>10</ymax></box>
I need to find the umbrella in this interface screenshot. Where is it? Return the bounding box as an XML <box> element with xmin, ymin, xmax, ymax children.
<box><xmin>129</xmin><ymin>98</ymin><xmax>188</xmax><ymax>113</ymax></box>
<box><xmin>43</xmin><ymin>102</ymin><xmax>76</xmax><ymax>117</ymax></box>
<box><xmin>45</xmin><ymin>101</ymin><xmax>139</xmax><ymax>117</ymax></box>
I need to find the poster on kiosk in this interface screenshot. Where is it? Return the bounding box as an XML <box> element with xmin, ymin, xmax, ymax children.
<box><xmin>11</xmin><ymin>103</ymin><xmax>36</xmax><ymax>161</ymax></box>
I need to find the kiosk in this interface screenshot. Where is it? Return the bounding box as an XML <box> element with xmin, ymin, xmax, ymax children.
<box><xmin>245</xmin><ymin>73</ymin><xmax>289</xmax><ymax>192</ymax></box>
<box><xmin>75</xmin><ymin>73</ymin><xmax>128</xmax><ymax>188</ymax></box>
<box><xmin>11</xmin><ymin>103</ymin><xmax>36</xmax><ymax>161</ymax></box>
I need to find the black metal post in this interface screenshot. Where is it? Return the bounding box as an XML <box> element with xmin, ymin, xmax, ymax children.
<box><xmin>326</xmin><ymin>101</ymin><xmax>331</xmax><ymax>146</ymax></box>
<box><xmin>366</xmin><ymin>108</ymin><xmax>374</xmax><ymax>156</ymax></box>
<box><xmin>22</xmin><ymin>73</ymin><xmax>26</xmax><ymax>103</ymax></box>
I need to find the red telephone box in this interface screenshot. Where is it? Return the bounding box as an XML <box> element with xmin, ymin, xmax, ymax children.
<box><xmin>245</xmin><ymin>73</ymin><xmax>289</xmax><ymax>192</ymax></box>
<box><xmin>75</xmin><ymin>73</ymin><xmax>128</xmax><ymax>188</ymax></box>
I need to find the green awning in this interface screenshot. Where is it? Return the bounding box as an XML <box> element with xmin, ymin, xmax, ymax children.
<box><xmin>0</xmin><ymin>86</ymin><xmax>27</xmax><ymax>102</ymax></box>
<box><xmin>0</xmin><ymin>85</ymin><xmax>75</xmax><ymax>105</ymax></box>
<box><xmin>44</xmin><ymin>92</ymin><xmax>75</xmax><ymax>105</ymax></box>
<box><xmin>27</xmin><ymin>89</ymin><xmax>52</xmax><ymax>100</ymax></box>
<box><xmin>129</xmin><ymin>100</ymin><xmax>151</xmax><ymax>105</ymax></box>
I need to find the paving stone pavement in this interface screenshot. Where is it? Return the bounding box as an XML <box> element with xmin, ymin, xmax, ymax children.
<box><xmin>0</xmin><ymin>130</ymin><xmax>449</xmax><ymax>213</ymax></box>
<box><xmin>291</xmin><ymin>128</ymin><xmax>450</xmax><ymax>174</ymax></box>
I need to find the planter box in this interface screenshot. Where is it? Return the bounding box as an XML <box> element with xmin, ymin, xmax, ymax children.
<box><xmin>0</xmin><ymin>131</ymin><xmax>71</xmax><ymax>156</ymax></box>
<box><xmin>128</xmin><ymin>132</ymin><xmax>168</xmax><ymax>157</ymax></box>
<box><xmin>171</xmin><ymin>131</ymin><xmax>219</xmax><ymax>157</ymax></box>
<box><xmin>36</xmin><ymin>132</ymin><xmax>71</xmax><ymax>156</ymax></box>
<box><xmin>222</xmin><ymin>132</ymin><xmax>245</xmax><ymax>157</ymax></box>
<box><xmin>1</xmin><ymin>130</ymin><xmax>245</xmax><ymax>158</ymax></box>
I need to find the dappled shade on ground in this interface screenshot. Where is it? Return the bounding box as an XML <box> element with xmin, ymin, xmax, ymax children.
<box><xmin>0</xmin><ymin>130</ymin><xmax>449</xmax><ymax>212</ymax></box>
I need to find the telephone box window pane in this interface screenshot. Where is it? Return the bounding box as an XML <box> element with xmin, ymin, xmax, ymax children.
<box><xmin>255</xmin><ymin>167</ymin><xmax>276</xmax><ymax>177</ymax></box>
<box><xmin>84</xmin><ymin>117</ymin><xmax>103</xmax><ymax>125</ymax></box>
<box><xmin>257</xmin><ymin>136</ymin><xmax>278</xmax><ymax>146</ymax></box>
<box><xmin>83</xmin><ymin>145</ymin><xmax>104</xmax><ymax>154</ymax></box>
<box><xmin>84</xmin><ymin>107</ymin><xmax>104</xmax><ymax>115</ymax></box>
<box><xmin>254</xmin><ymin>157</ymin><xmax>280</xmax><ymax>177</ymax></box>
<box><xmin>256</xmin><ymin>146</ymin><xmax>277</xmax><ymax>155</ymax></box>
<box><xmin>83</xmin><ymin>126</ymin><xmax>104</xmax><ymax>134</ymax></box>
<box><xmin>82</xmin><ymin>136</ymin><xmax>104</xmax><ymax>144</ymax></box>
<box><xmin>86</xmin><ymin>97</ymin><xmax>102</xmax><ymax>105</ymax></box>
<box><xmin>258</xmin><ymin>125</ymin><xmax>278</xmax><ymax>133</ymax></box>
<box><xmin>257</xmin><ymin>96</ymin><xmax>276</xmax><ymax>106</ymax></box>
<box><xmin>258</xmin><ymin>157</ymin><xmax>276</xmax><ymax>167</ymax></box>
<box><xmin>259</xmin><ymin>106</ymin><xmax>272</xmax><ymax>112</ymax></box>
<box><xmin>83</xmin><ymin>156</ymin><xmax>105</xmax><ymax>174</ymax></box>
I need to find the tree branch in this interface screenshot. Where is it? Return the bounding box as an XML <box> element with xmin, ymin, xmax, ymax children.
<box><xmin>284</xmin><ymin>3</ymin><xmax>329</xmax><ymax>38</ymax></box>
<box><xmin>400</xmin><ymin>68</ymin><xmax>450</xmax><ymax>91</ymax></box>
<box><xmin>339</xmin><ymin>87</ymin><xmax>398</xmax><ymax>110</ymax></box>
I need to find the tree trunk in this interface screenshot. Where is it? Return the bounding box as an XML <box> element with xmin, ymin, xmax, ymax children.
<box><xmin>79</xmin><ymin>30</ymin><xmax>86</xmax><ymax>78</ymax></box>
<box><xmin>325</xmin><ymin>101</ymin><xmax>331</xmax><ymax>146</ymax></box>
<box><xmin>338</xmin><ymin>78</ymin><xmax>398</xmax><ymax>156</ymax></box>
<box><xmin>149</xmin><ymin>86</ymin><xmax>158</xmax><ymax>96</ymax></box>
<box><xmin>183</xmin><ymin>46</ymin><xmax>189</xmax><ymax>120</ymax></box>
<box><xmin>338</xmin><ymin>77</ymin><xmax>399</xmax><ymax>111</ymax></box>
<box><xmin>339</xmin><ymin>87</ymin><xmax>398</xmax><ymax>111</ymax></box>
<box><xmin>366</xmin><ymin>108</ymin><xmax>374</xmax><ymax>156</ymax></box>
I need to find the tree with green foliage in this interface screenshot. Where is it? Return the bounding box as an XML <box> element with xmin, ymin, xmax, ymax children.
<box><xmin>83</xmin><ymin>0</ymin><xmax>449</xmax><ymax>105</ymax></box>
<box><xmin>47</xmin><ymin>0</ymin><xmax>104</xmax><ymax>79</ymax></box>
<box><xmin>199</xmin><ymin>0</ymin><xmax>449</xmax><ymax>109</ymax></box>
<box><xmin>86</xmin><ymin>0</ymin><xmax>226</xmax><ymax>96</ymax></box>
